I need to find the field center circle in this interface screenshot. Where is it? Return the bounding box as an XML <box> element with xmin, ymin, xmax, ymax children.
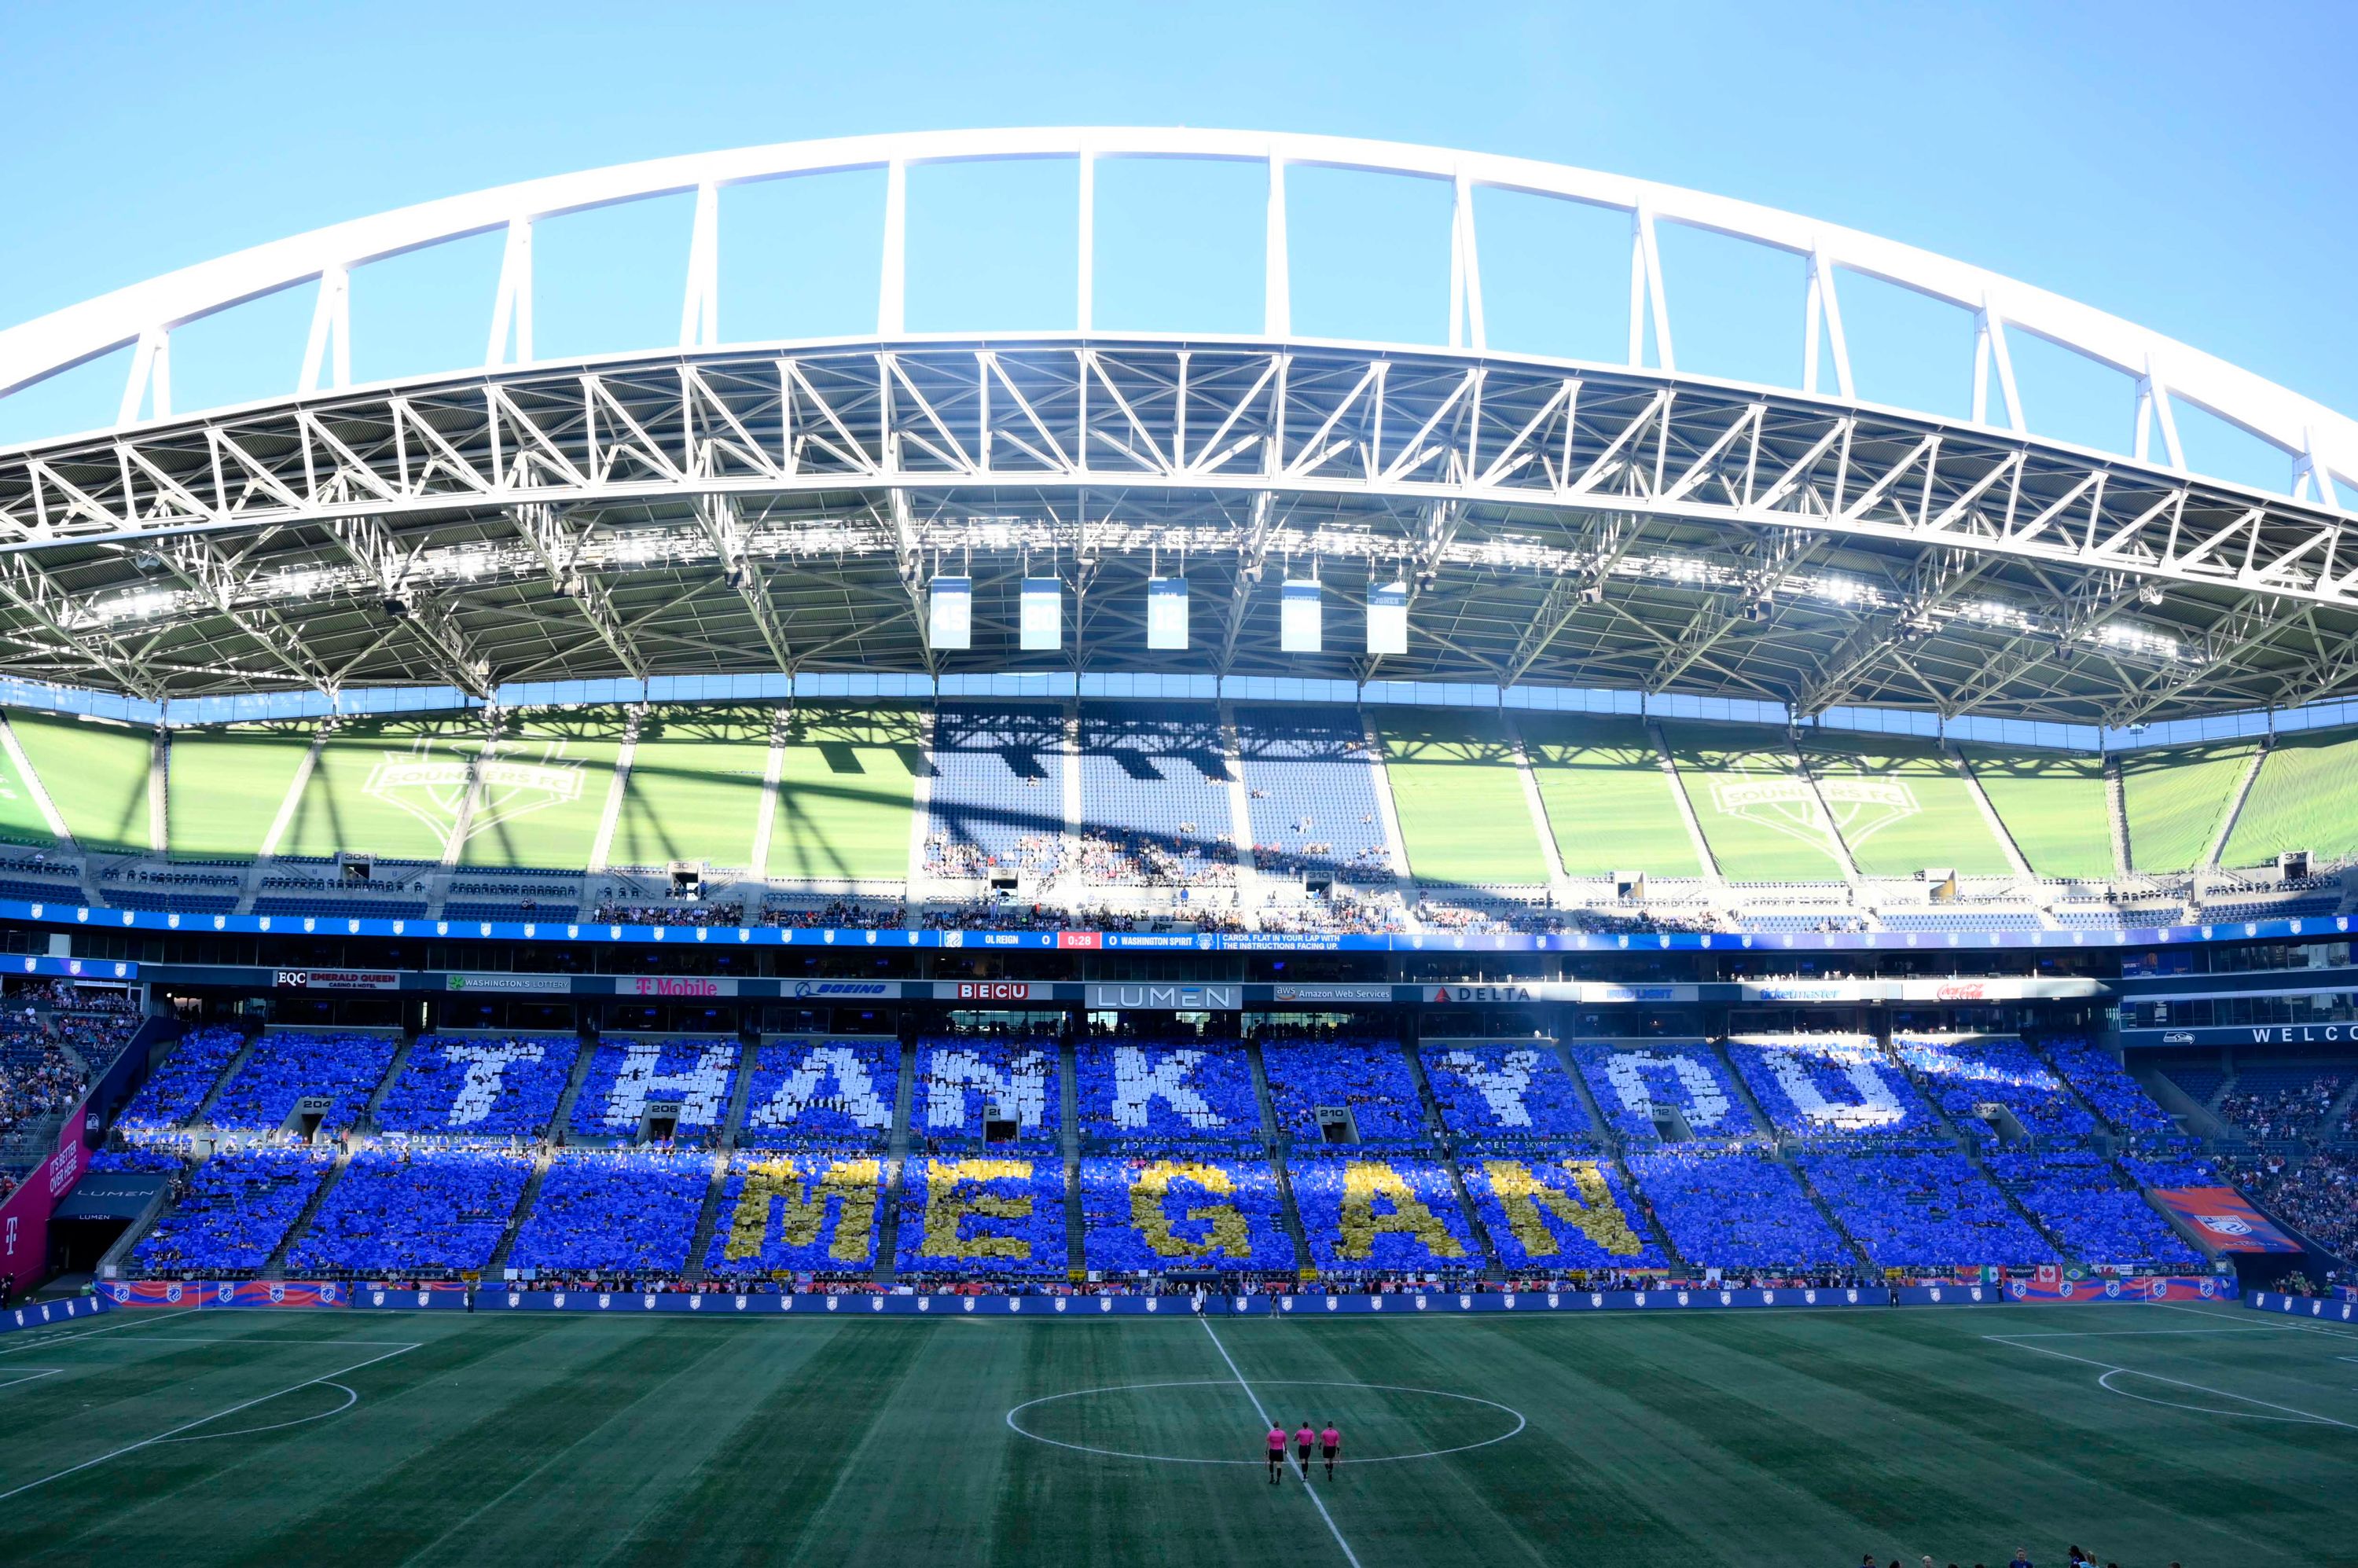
<box><xmin>1005</xmin><ymin>1379</ymin><xmax>1526</xmax><ymax>1465</ymax></box>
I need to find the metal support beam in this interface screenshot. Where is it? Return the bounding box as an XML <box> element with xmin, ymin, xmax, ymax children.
<box><xmin>325</xmin><ymin>515</ymin><xmax>494</xmax><ymax>700</ymax></box>
<box><xmin>511</xmin><ymin>501</ymin><xmax>648</xmax><ymax>679</ymax></box>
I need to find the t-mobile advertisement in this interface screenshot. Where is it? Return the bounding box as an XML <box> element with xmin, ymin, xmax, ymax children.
<box><xmin>0</xmin><ymin>1100</ymin><xmax>88</xmax><ymax>1300</ymax></box>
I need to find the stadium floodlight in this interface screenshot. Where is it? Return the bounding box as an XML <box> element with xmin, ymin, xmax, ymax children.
<box><xmin>1146</xmin><ymin>577</ymin><xmax>1188</xmax><ymax>650</ymax></box>
<box><xmin>1367</xmin><ymin>580</ymin><xmax>1409</xmax><ymax>655</ymax></box>
<box><xmin>929</xmin><ymin>575</ymin><xmax>972</xmax><ymax>651</ymax></box>
<box><xmin>1280</xmin><ymin>579</ymin><xmax>1322</xmax><ymax>653</ymax></box>
<box><xmin>1019</xmin><ymin>577</ymin><xmax>1062</xmax><ymax>651</ymax></box>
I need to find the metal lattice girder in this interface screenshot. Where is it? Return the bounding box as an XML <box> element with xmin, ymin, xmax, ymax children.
<box><xmin>325</xmin><ymin>514</ymin><xmax>494</xmax><ymax>700</ymax></box>
<box><xmin>692</xmin><ymin>492</ymin><xmax>792</xmax><ymax>673</ymax></box>
<box><xmin>0</xmin><ymin>553</ymin><xmax>170</xmax><ymax>700</ymax></box>
<box><xmin>511</xmin><ymin>501</ymin><xmax>648</xmax><ymax>678</ymax></box>
<box><xmin>0</xmin><ymin>343</ymin><xmax>2356</xmax><ymax>722</ymax></box>
<box><xmin>2</xmin><ymin>344</ymin><xmax>2351</xmax><ymax>608</ymax></box>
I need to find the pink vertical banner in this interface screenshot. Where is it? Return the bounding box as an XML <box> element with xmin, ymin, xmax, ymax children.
<box><xmin>0</xmin><ymin>1102</ymin><xmax>88</xmax><ymax>1299</ymax></box>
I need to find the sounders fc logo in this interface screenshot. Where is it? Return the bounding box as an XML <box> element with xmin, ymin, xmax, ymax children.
<box><xmin>365</xmin><ymin>738</ymin><xmax>584</xmax><ymax>844</ymax></box>
<box><xmin>1709</xmin><ymin>774</ymin><xmax>1918</xmax><ymax>857</ymax></box>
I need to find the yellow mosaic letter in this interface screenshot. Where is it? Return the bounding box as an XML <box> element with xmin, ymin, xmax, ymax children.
<box><xmin>723</xmin><ymin>1157</ymin><xmax>881</xmax><ymax>1263</ymax></box>
<box><xmin>920</xmin><ymin>1158</ymin><xmax>1036</xmax><ymax>1260</ymax></box>
<box><xmin>1336</xmin><ymin>1160</ymin><xmax>1464</xmax><ymax>1261</ymax></box>
<box><xmin>1130</xmin><ymin>1160</ymin><xmax>1251</xmax><ymax>1258</ymax></box>
<box><xmin>1480</xmin><ymin>1159</ymin><xmax>1643</xmax><ymax>1258</ymax></box>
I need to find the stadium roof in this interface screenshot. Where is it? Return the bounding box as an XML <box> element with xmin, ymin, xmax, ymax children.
<box><xmin>3</xmin><ymin>127</ymin><xmax>2356</xmax><ymax>726</ymax></box>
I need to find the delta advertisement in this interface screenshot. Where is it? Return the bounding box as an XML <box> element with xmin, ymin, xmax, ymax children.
<box><xmin>0</xmin><ymin>1100</ymin><xmax>87</xmax><ymax>1300</ymax></box>
<box><xmin>2149</xmin><ymin>1188</ymin><xmax>2306</xmax><ymax>1253</ymax></box>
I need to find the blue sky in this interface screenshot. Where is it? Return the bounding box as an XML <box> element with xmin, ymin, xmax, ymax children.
<box><xmin>2</xmin><ymin>0</ymin><xmax>2349</xmax><ymax>494</ymax></box>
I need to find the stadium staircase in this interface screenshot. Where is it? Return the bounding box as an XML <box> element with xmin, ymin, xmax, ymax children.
<box><xmin>1892</xmin><ymin>1045</ymin><xmax>2077</xmax><ymax>1258</ymax></box>
<box><xmin>1498</xmin><ymin>712</ymin><xmax>1574</xmax><ymax>902</ymax></box>
<box><xmin>1647</xmin><ymin>721</ymin><xmax>1726</xmax><ymax>893</ymax></box>
<box><xmin>263</xmin><ymin>1033</ymin><xmax>418</xmax><ymax>1274</ymax></box>
<box><xmin>1217</xmin><ymin>703</ymin><xmax>1263</xmax><ymax>910</ymax></box>
<box><xmin>1789</xmin><ymin>737</ymin><xmax>1866</xmax><ymax>890</ymax></box>
<box><xmin>2203</xmin><ymin>738</ymin><xmax>2272</xmax><ymax>868</ymax></box>
<box><xmin>186</xmin><ymin>1030</ymin><xmax>263</xmax><ymax>1129</ymax></box>
<box><xmin>356</xmin><ymin>1034</ymin><xmax>417</xmax><ymax>1133</ymax></box>
<box><xmin>2323</xmin><ymin>1076</ymin><xmax>2358</xmax><ymax>1137</ymax></box>
<box><xmin>681</xmin><ymin>1038</ymin><xmax>761</xmax><ymax>1283</ymax></box>
<box><xmin>485</xmin><ymin>1037</ymin><xmax>598</xmax><ymax>1276</ymax></box>
<box><xmin>1946</xmin><ymin>742</ymin><xmax>2042</xmax><ymax>892</ymax></box>
<box><xmin>2104</xmin><ymin>755</ymin><xmax>2132</xmax><ymax>877</ymax></box>
<box><xmin>1401</xmin><ymin>1041</ymin><xmax>1507</xmax><ymax>1276</ymax></box>
<box><xmin>1545</xmin><ymin>1041</ymin><xmax>1691</xmax><ymax>1269</ymax></box>
<box><xmin>1243</xmin><ymin>1041</ymin><xmax>1317</xmax><ymax>1273</ymax></box>
<box><xmin>582</xmin><ymin>705</ymin><xmax>645</xmax><ymax>879</ymax></box>
<box><xmin>1710</xmin><ymin>1038</ymin><xmax>1874</xmax><ymax>1267</ymax></box>
<box><xmin>264</xmin><ymin>1145</ymin><xmax>352</xmax><ymax>1277</ymax></box>
<box><xmin>1361</xmin><ymin>713</ymin><xmax>1420</xmax><ymax>907</ymax></box>
<box><xmin>1059</xmin><ymin>1037</ymin><xmax>1085</xmax><ymax>1277</ymax></box>
<box><xmin>872</xmin><ymin>1038</ymin><xmax>919</xmax><ymax>1284</ymax></box>
<box><xmin>239</xmin><ymin>719</ymin><xmax>331</xmax><ymax>913</ymax></box>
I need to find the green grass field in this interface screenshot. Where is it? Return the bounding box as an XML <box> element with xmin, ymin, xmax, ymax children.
<box><xmin>8</xmin><ymin>711</ymin><xmax>153</xmax><ymax>854</ymax></box>
<box><xmin>768</xmin><ymin>706</ymin><xmax>927</xmax><ymax>882</ymax></box>
<box><xmin>1957</xmin><ymin>748</ymin><xmax>2114</xmax><ymax>880</ymax></box>
<box><xmin>2224</xmin><ymin>729</ymin><xmax>2358</xmax><ymax>868</ymax></box>
<box><xmin>1802</xmin><ymin>740</ymin><xmax>2015</xmax><ymax>878</ymax></box>
<box><xmin>2119</xmin><ymin>741</ymin><xmax>2254</xmax><ymax>873</ymax></box>
<box><xmin>2</xmin><ymin>1301</ymin><xmax>2348</xmax><ymax>1566</ymax></box>
<box><xmin>1663</xmin><ymin>722</ymin><xmax>1849</xmax><ymax>881</ymax></box>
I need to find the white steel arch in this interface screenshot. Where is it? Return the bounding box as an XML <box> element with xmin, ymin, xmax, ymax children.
<box><xmin>1</xmin><ymin>127</ymin><xmax>2351</xmax><ymax>503</ymax></box>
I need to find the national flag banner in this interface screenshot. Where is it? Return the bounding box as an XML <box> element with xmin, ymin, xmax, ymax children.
<box><xmin>2150</xmin><ymin>1187</ymin><xmax>2305</xmax><ymax>1254</ymax></box>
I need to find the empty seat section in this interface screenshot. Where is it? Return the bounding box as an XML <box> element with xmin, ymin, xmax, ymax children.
<box><xmin>1519</xmin><ymin>714</ymin><xmax>1699</xmax><ymax>877</ymax></box>
<box><xmin>278</xmin><ymin>715</ymin><xmax>490</xmax><ymax>861</ymax></box>
<box><xmin>769</xmin><ymin>705</ymin><xmax>924</xmax><ymax>881</ymax></box>
<box><xmin>2120</xmin><ymin>740</ymin><xmax>2254</xmax><ymax>873</ymax></box>
<box><xmin>1235</xmin><ymin>707</ymin><xmax>1390</xmax><ymax>881</ymax></box>
<box><xmin>1959</xmin><ymin>747</ymin><xmax>2113</xmax><ymax>879</ymax></box>
<box><xmin>1072</xmin><ymin>704</ymin><xmax>1236</xmax><ymax>884</ymax></box>
<box><xmin>1802</xmin><ymin>738</ymin><xmax>2011</xmax><ymax>876</ymax></box>
<box><xmin>2222</xmin><ymin>727</ymin><xmax>2358</xmax><ymax>866</ymax></box>
<box><xmin>456</xmin><ymin>709</ymin><xmax>624</xmax><ymax>870</ymax></box>
<box><xmin>9</xmin><ymin>710</ymin><xmax>153</xmax><ymax>855</ymax></box>
<box><xmin>609</xmin><ymin>706</ymin><xmax>766</xmax><ymax>871</ymax></box>
<box><xmin>1663</xmin><ymin>722</ymin><xmax>1846</xmax><ymax>880</ymax></box>
<box><xmin>925</xmin><ymin>705</ymin><xmax>1067</xmax><ymax>879</ymax></box>
<box><xmin>1373</xmin><ymin>711</ymin><xmax>1549</xmax><ymax>885</ymax></box>
<box><xmin>166</xmin><ymin>723</ymin><xmax>315</xmax><ymax>859</ymax></box>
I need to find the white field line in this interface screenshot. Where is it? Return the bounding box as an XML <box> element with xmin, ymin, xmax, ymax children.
<box><xmin>2157</xmin><ymin>1299</ymin><xmax>2358</xmax><ymax>1341</ymax></box>
<box><xmin>1199</xmin><ymin>1316</ymin><xmax>1363</xmax><ymax>1568</ymax></box>
<box><xmin>0</xmin><ymin>1307</ymin><xmax>201</xmax><ymax>1357</ymax></box>
<box><xmin>0</xmin><ymin>1341</ymin><xmax>419</xmax><ymax>1503</ymax></box>
<box><xmin>0</xmin><ymin>1369</ymin><xmax>62</xmax><ymax>1392</ymax></box>
<box><xmin>1986</xmin><ymin>1335</ymin><xmax>2358</xmax><ymax>1430</ymax></box>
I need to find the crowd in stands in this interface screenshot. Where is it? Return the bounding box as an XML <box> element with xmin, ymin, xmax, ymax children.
<box><xmin>1423</xmin><ymin>1045</ymin><xmax>1596</xmax><ymax>1146</ymax></box>
<box><xmin>0</xmin><ymin>1020</ymin><xmax>91</xmax><ymax>1142</ymax></box>
<box><xmin>508</xmin><ymin>1148</ymin><xmax>711</xmax><ymax>1276</ymax></box>
<box><xmin>760</xmin><ymin>899</ymin><xmax>905</xmax><ymax>930</ymax></box>
<box><xmin>1732</xmin><ymin>1036</ymin><xmax>1932</xmax><ymax>1140</ymax></box>
<box><xmin>570</xmin><ymin>1040</ymin><xmax>738</xmax><ymax>1141</ymax></box>
<box><xmin>286</xmin><ymin>1147</ymin><xmax>532</xmax><ymax>1276</ymax></box>
<box><xmin>592</xmin><ymin>899</ymin><xmax>747</xmax><ymax>927</ymax></box>
<box><xmin>707</xmin><ymin>1151</ymin><xmax>884</xmax><ymax>1275</ymax></box>
<box><xmin>925</xmin><ymin>830</ymin><xmax>1064</xmax><ymax>881</ymax></box>
<box><xmin>1075</xmin><ymin>1042</ymin><xmax>1259</xmax><ymax>1144</ymax></box>
<box><xmin>1573</xmin><ymin>1043</ymin><xmax>1752</xmax><ymax>1144</ymax></box>
<box><xmin>2224</xmin><ymin>1150</ymin><xmax>2357</xmax><ymax>1258</ymax></box>
<box><xmin>1080</xmin><ymin>1155</ymin><xmax>1295</xmax><ymax>1272</ymax></box>
<box><xmin>913</xmin><ymin>1038</ymin><xmax>1057</xmax><ymax>1148</ymax></box>
<box><xmin>2217</xmin><ymin>1069</ymin><xmax>2346</xmax><ymax>1142</ymax></box>
<box><xmin>115</xmin><ymin>1025</ymin><xmax>244</xmax><ymax>1136</ymax></box>
<box><xmin>1622</xmin><ymin>1148</ymin><xmax>1851</xmax><ymax>1269</ymax></box>
<box><xmin>133</xmin><ymin>1147</ymin><xmax>334</xmax><ymax>1272</ymax></box>
<box><xmin>1460</xmin><ymin>1155</ymin><xmax>1666</xmax><ymax>1270</ymax></box>
<box><xmin>1799</xmin><ymin>1148</ymin><xmax>2051</xmax><ymax>1268</ymax></box>
<box><xmin>895</xmin><ymin>1155</ymin><xmax>1067</xmax><ymax>1277</ymax></box>
<box><xmin>2044</xmin><ymin>1038</ymin><xmax>2180</xmax><ymax>1137</ymax></box>
<box><xmin>1895</xmin><ymin>1035</ymin><xmax>2098</xmax><ymax>1143</ymax></box>
<box><xmin>206</xmin><ymin>1031</ymin><xmax>397</xmax><ymax>1136</ymax></box>
<box><xmin>8</xmin><ymin>979</ymin><xmax>138</xmax><ymax>1012</ymax></box>
<box><xmin>1288</xmin><ymin>1156</ymin><xmax>1479</xmax><ymax>1276</ymax></box>
<box><xmin>1071</xmin><ymin>828</ymin><xmax>1235</xmax><ymax>887</ymax></box>
<box><xmin>1985</xmin><ymin>1150</ymin><xmax>2202</xmax><ymax>1267</ymax></box>
<box><xmin>1262</xmin><ymin>1039</ymin><xmax>1430</xmax><ymax>1145</ymax></box>
<box><xmin>740</xmin><ymin>1040</ymin><xmax>898</xmax><ymax>1148</ymax></box>
<box><xmin>374</xmin><ymin>1035</ymin><xmax>575</xmax><ymax>1137</ymax></box>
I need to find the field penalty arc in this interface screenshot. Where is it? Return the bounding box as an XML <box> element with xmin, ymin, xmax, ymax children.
<box><xmin>1005</xmin><ymin>1378</ymin><xmax>1527</xmax><ymax>1466</ymax></box>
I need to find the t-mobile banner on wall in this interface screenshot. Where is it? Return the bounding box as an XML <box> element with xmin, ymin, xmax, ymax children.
<box><xmin>0</xmin><ymin>1100</ymin><xmax>87</xmax><ymax>1299</ymax></box>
